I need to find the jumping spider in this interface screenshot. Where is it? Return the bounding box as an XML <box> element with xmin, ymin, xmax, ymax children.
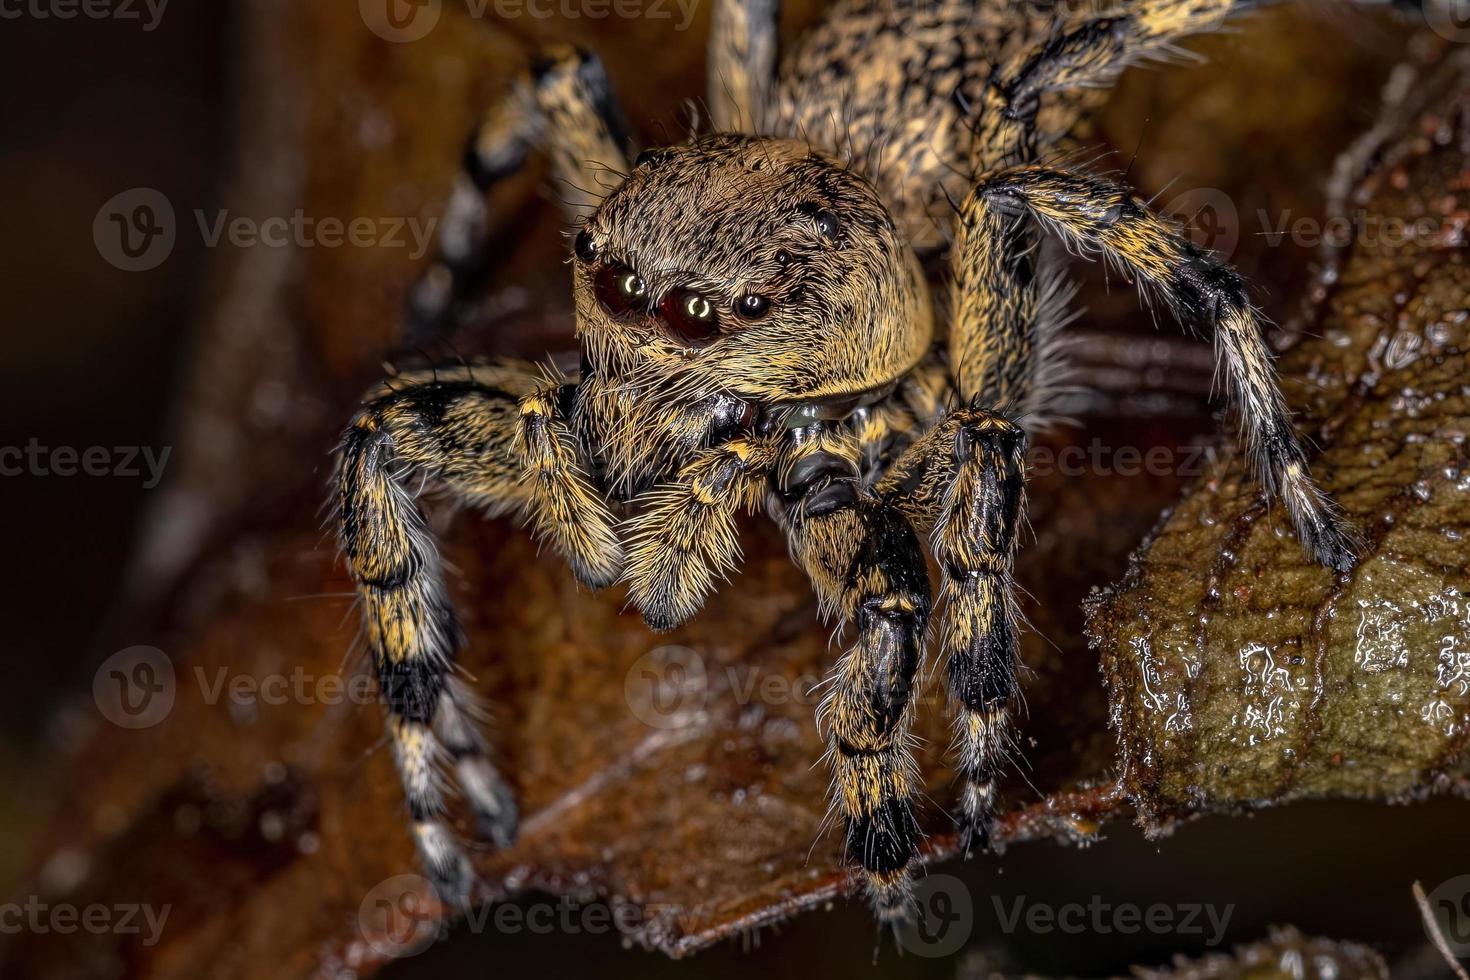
<box><xmin>337</xmin><ymin>0</ymin><xmax>1356</xmax><ymax>923</ymax></box>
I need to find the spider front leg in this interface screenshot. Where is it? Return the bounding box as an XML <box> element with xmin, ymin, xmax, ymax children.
<box><xmin>409</xmin><ymin>45</ymin><xmax>632</xmax><ymax>340</ymax></box>
<box><xmin>771</xmin><ymin>423</ymin><xmax>933</xmax><ymax>922</ymax></box>
<box><xmin>975</xmin><ymin>166</ymin><xmax>1357</xmax><ymax>571</ymax></box>
<box><xmin>707</xmin><ymin>0</ymin><xmax>780</xmax><ymax>133</ymax></box>
<box><xmin>879</xmin><ymin>410</ymin><xmax>1027</xmax><ymax>856</ymax></box>
<box><xmin>336</xmin><ymin>361</ymin><xmax>621</xmax><ymax>899</ymax></box>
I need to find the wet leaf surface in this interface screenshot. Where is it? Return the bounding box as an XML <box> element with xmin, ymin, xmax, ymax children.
<box><xmin>0</xmin><ymin>3</ymin><xmax>1443</xmax><ymax>978</ymax></box>
<box><xmin>1087</xmin><ymin>43</ymin><xmax>1470</xmax><ymax>829</ymax></box>
<box><xmin>1126</xmin><ymin>926</ymin><xmax>1389</xmax><ymax>980</ymax></box>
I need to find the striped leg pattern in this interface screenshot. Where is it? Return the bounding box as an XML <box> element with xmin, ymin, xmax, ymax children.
<box><xmin>881</xmin><ymin>410</ymin><xmax>1027</xmax><ymax>855</ymax></box>
<box><xmin>408</xmin><ymin>45</ymin><xmax>631</xmax><ymax>340</ymax></box>
<box><xmin>974</xmin><ymin>0</ymin><xmax>1241</xmax><ymax>170</ymax></box>
<box><xmin>772</xmin><ymin>423</ymin><xmax>933</xmax><ymax>922</ymax></box>
<box><xmin>336</xmin><ymin>361</ymin><xmax>620</xmax><ymax>899</ymax></box>
<box><xmin>977</xmin><ymin>166</ymin><xmax>1356</xmax><ymax>570</ymax></box>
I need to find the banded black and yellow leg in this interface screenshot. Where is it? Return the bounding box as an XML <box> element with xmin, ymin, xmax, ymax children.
<box><xmin>338</xmin><ymin>369</ymin><xmax>530</xmax><ymax>897</ymax></box>
<box><xmin>433</xmin><ymin>681</ymin><xmax>517</xmax><ymax>848</ymax></box>
<box><xmin>409</xmin><ymin>45</ymin><xmax>632</xmax><ymax>339</ymax></box>
<box><xmin>880</xmin><ymin>410</ymin><xmax>1027</xmax><ymax>855</ymax></box>
<box><xmin>977</xmin><ymin>166</ymin><xmax>1356</xmax><ymax>570</ymax></box>
<box><xmin>623</xmin><ymin>435</ymin><xmax>778</xmax><ymax>630</ymax></box>
<box><xmin>337</xmin><ymin>361</ymin><xmax>619</xmax><ymax>897</ymax></box>
<box><xmin>772</xmin><ymin>424</ymin><xmax>932</xmax><ymax>922</ymax></box>
<box><xmin>973</xmin><ymin>0</ymin><xmax>1240</xmax><ymax>170</ymax></box>
<box><xmin>947</xmin><ymin>187</ymin><xmax>1042</xmax><ymax>414</ymax></box>
<box><xmin>707</xmin><ymin>0</ymin><xmax>780</xmax><ymax>133</ymax></box>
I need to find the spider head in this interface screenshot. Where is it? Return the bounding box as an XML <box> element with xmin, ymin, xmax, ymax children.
<box><xmin>570</xmin><ymin>135</ymin><xmax>933</xmax><ymax>404</ymax></box>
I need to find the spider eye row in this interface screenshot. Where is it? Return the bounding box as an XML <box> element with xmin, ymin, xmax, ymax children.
<box><xmin>659</xmin><ymin>287</ymin><xmax>719</xmax><ymax>342</ymax></box>
<box><xmin>578</xmin><ymin>231</ymin><xmax>775</xmax><ymax>343</ymax></box>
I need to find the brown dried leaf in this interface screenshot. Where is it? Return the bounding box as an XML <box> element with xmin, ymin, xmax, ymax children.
<box><xmin>6</xmin><ymin>418</ymin><xmax>1187</xmax><ymax>979</ymax></box>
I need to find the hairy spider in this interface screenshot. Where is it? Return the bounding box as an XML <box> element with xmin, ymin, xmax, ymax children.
<box><xmin>336</xmin><ymin>0</ymin><xmax>1356</xmax><ymax>923</ymax></box>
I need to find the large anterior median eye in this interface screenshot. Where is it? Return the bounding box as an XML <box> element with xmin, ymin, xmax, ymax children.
<box><xmin>658</xmin><ymin>287</ymin><xmax>720</xmax><ymax>343</ymax></box>
<box><xmin>593</xmin><ymin>262</ymin><xmax>648</xmax><ymax>317</ymax></box>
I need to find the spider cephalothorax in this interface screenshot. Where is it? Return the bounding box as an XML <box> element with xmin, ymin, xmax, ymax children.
<box><xmin>337</xmin><ymin>0</ymin><xmax>1356</xmax><ymax>927</ymax></box>
<box><xmin>575</xmin><ymin>135</ymin><xmax>931</xmax><ymax>402</ymax></box>
<box><xmin>569</xmin><ymin>135</ymin><xmax>932</xmax><ymax>498</ymax></box>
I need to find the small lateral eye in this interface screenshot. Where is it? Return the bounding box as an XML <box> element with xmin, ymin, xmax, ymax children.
<box><xmin>774</xmin><ymin>249</ymin><xmax>792</xmax><ymax>267</ymax></box>
<box><xmin>734</xmin><ymin>293</ymin><xmax>771</xmax><ymax>320</ymax></box>
<box><xmin>593</xmin><ymin>262</ymin><xmax>648</xmax><ymax>316</ymax></box>
<box><xmin>574</xmin><ymin>228</ymin><xmax>597</xmax><ymax>262</ymax></box>
<box><xmin>658</xmin><ymin>287</ymin><xmax>720</xmax><ymax>344</ymax></box>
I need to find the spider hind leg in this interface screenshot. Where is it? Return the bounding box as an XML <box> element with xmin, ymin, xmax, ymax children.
<box><xmin>408</xmin><ymin>46</ymin><xmax>632</xmax><ymax>341</ymax></box>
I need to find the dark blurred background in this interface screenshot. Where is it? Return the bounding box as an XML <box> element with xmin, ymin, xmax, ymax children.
<box><xmin>0</xmin><ymin>2</ymin><xmax>232</xmax><ymax>878</ymax></box>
